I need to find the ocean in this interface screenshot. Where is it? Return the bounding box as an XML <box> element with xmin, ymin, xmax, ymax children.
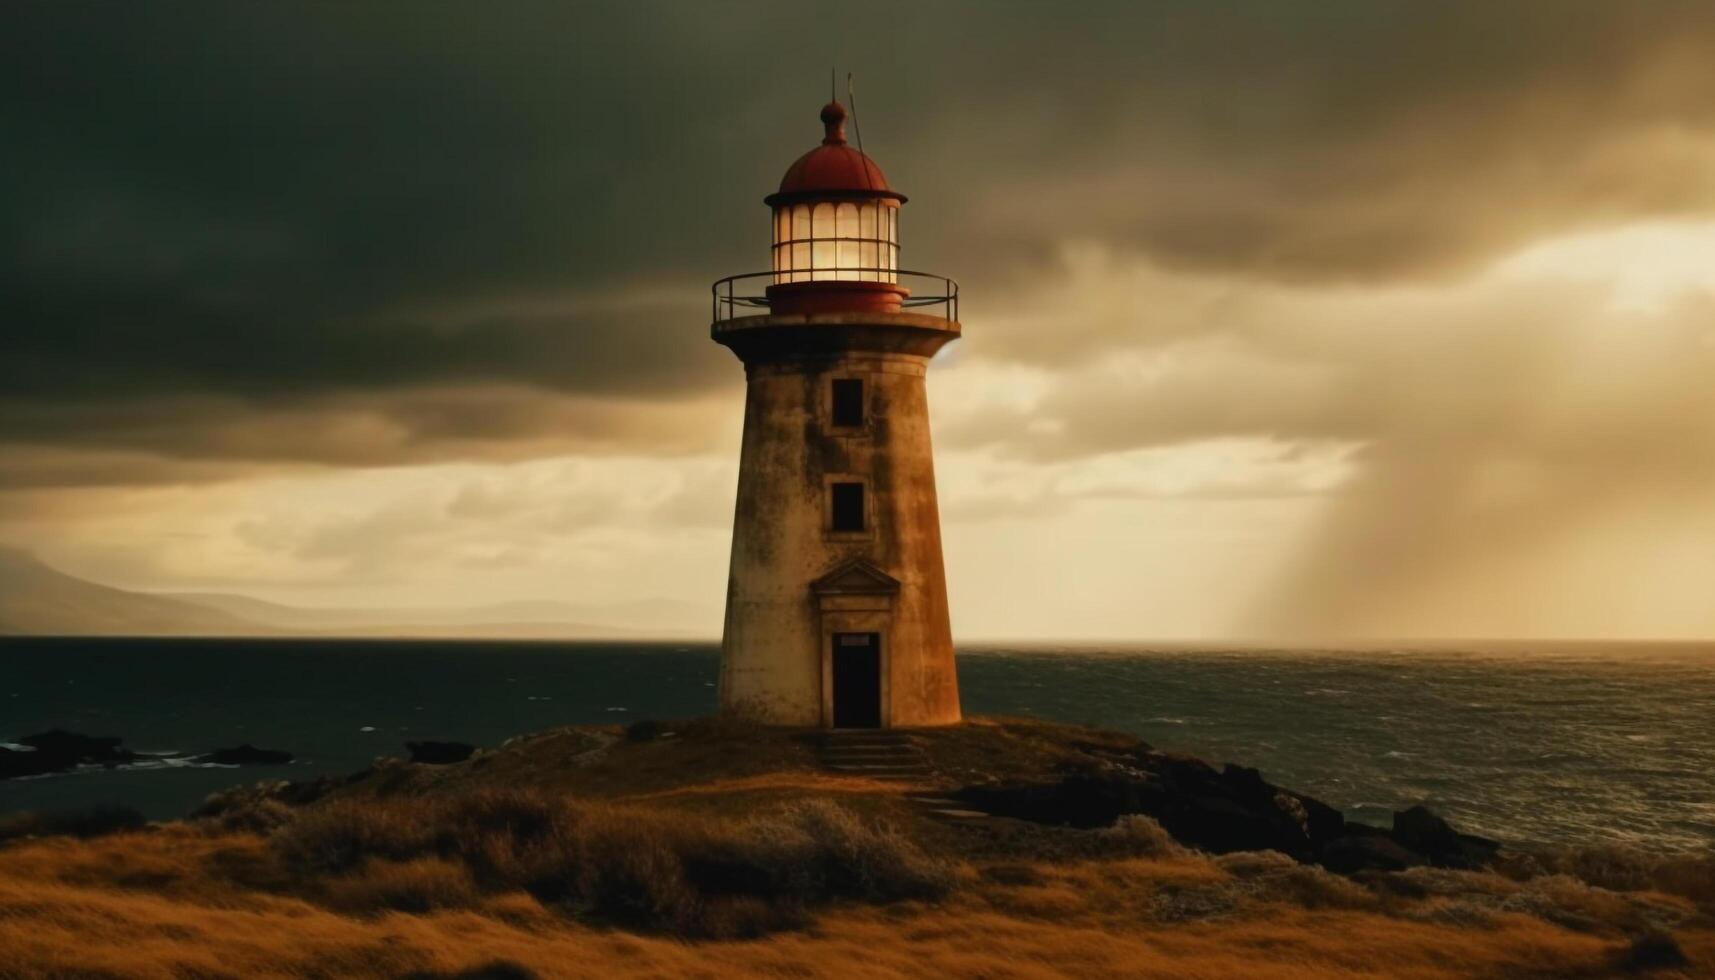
<box><xmin>2</xmin><ymin>638</ymin><xmax>1711</xmax><ymax>852</ymax></box>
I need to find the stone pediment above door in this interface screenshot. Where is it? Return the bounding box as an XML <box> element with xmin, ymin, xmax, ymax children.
<box><xmin>811</xmin><ymin>558</ymin><xmax>901</xmax><ymax>597</ymax></box>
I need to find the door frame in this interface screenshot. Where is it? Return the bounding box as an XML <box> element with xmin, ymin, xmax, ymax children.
<box><xmin>830</xmin><ymin>631</ymin><xmax>884</xmax><ymax>729</ymax></box>
<box><xmin>811</xmin><ymin>559</ymin><xmax>900</xmax><ymax>729</ymax></box>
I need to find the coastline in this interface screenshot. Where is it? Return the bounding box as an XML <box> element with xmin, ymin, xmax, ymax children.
<box><xmin>1</xmin><ymin>716</ymin><xmax>1710</xmax><ymax>977</ymax></box>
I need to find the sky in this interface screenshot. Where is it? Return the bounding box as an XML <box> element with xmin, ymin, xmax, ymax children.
<box><xmin>3</xmin><ymin>1</ymin><xmax>1714</xmax><ymax>641</ymax></box>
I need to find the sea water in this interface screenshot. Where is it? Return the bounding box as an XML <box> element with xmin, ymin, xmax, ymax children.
<box><xmin>1</xmin><ymin>638</ymin><xmax>1711</xmax><ymax>852</ymax></box>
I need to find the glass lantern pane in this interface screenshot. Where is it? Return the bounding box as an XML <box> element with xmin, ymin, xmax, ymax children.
<box><xmin>836</xmin><ymin>239</ymin><xmax>856</xmax><ymax>279</ymax></box>
<box><xmin>860</xmin><ymin>240</ymin><xmax>878</xmax><ymax>279</ymax></box>
<box><xmin>812</xmin><ymin>238</ymin><xmax>834</xmax><ymax>277</ymax></box>
<box><xmin>859</xmin><ymin>202</ymin><xmax>877</xmax><ymax>240</ymax></box>
<box><xmin>792</xmin><ymin>242</ymin><xmax>810</xmax><ymax>281</ymax></box>
<box><xmin>792</xmin><ymin>204</ymin><xmax>811</xmax><ymax>241</ymax></box>
<box><xmin>836</xmin><ymin>202</ymin><xmax>858</xmax><ymax>239</ymax></box>
<box><xmin>774</xmin><ymin>208</ymin><xmax>788</xmax><ymax>246</ymax></box>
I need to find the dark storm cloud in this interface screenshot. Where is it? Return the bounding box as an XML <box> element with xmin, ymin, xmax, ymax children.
<box><xmin>4</xmin><ymin>1</ymin><xmax>1715</xmax><ymax>481</ymax></box>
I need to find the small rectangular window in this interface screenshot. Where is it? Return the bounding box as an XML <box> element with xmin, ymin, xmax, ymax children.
<box><xmin>831</xmin><ymin>482</ymin><xmax>865</xmax><ymax>532</ymax></box>
<box><xmin>831</xmin><ymin>378</ymin><xmax>864</xmax><ymax>428</ymax></box>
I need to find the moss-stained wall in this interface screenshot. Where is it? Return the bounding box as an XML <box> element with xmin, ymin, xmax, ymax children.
<box><xmin>713</xmin><ymin>313</ymin><xmax>962</xmax><ymax>727</ymax></box>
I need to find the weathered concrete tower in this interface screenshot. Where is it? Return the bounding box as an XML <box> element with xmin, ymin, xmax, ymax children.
<box><xmin>711</xmin><ymin>100</ymin><xmax>961</xmax><ymax>729</ymax></box>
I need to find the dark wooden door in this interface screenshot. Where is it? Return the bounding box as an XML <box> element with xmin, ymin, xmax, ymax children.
<box><xmin>832</xmin><ymin>632</ymin><xmax>881</xmax><ymax>728</ymax></box>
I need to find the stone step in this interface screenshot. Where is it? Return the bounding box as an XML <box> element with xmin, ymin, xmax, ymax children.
<box><xmin>816</xmin><ymin>729</ymin><xmax>931</xmax><ymax>782</ymax></box>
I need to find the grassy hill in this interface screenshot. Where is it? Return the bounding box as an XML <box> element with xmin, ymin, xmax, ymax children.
<box><xmin>0</xmin><ymin>716</ymin><xmax>1708</xmax><ymax>978</ymax></box>
<box><xmin>0</xmin><ymin>550</ymin><xmax>713</xmax><ymax>639</ymax></box>
<box><xmin>0</xmin><ymin>549</ymin><xmax>268</xmax><ymax>636</ymax></box>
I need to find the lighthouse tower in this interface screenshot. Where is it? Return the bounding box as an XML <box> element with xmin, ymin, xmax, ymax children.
<box><xmin>711</xmin><ymin>100</ymin><xmax>961</xmax><ymax>729</ymax></box>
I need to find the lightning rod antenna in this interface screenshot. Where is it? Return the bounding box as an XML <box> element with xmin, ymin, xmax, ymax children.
<box><xmin>847</xmin><ymin>73</ymin><xmax>872</xmax><ymax>191</ymax></box>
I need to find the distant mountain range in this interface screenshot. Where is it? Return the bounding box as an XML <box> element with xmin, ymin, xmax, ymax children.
<box><xmin>0</xmin><ymin>549</ymin><xmax>715</xmax><ymax>639</ymax></box>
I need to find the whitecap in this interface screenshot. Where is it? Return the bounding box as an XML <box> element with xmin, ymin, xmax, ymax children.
<box><xmin>121</xmin><ymin>757</ymin><xmax>232</xmax><ymax>771</ymax></box>
<box><xmin>1145</xmin><ymin>717</ymin><xmax>1187</xmax><ymax>725</ymax></box>
<box><xmin>0</xmin><ymin>741</ymin><xmax>36</xmax><ymax>752</ymax></box>
<box><xmin>605</xmin><ymin>707</ymin><xmax>628</xmax><ymax>712</ymax></box>
<box><xmin>359</xmin><ymin>726</ymin><xmax>377</xmax><ymax>733</ymax></box>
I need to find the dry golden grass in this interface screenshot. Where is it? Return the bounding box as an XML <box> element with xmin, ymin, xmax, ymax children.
<box><xmin>1</xmin><ymin>813</ymin><xmax>1709</xmax><ymax>979</ymax></box>
<box><xmin>4</xmin><ymin>718</ymin><xmax>1712</xmax><ymax>979</ymax></box>
<box><xmin>3</xmin><ymin>848</ymin><xmax>1703</xmax><ymax>979</ymax></box>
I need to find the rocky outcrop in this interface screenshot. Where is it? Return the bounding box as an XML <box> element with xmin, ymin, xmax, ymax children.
<box><xmin>955</xmin><ymin>742</ymin><xmax>1498</xmax><ymax>875</ymax></box>
<box><xmin>3</xmin><ymin>731</ymin><xmax>294</xmax><ymax>779</ymax></box>
<box><xmin>0</xmin><ymin>730</ymin><xmax>136</xmax><ymax>779</ymax></box>
<box><xmin>1319</xmin><ymin>825</ymin><xmax>1427</xmax><ymax>873</ymax></box>
<box><xmin>191</xmin><ymin>775</ymin><xmax>347</xmax><ymax>821</ymax></box>
<box><xmin>1390</xmin><ymin>804</ymin><xmax>1498</xmax><ymax>869</ymax></box>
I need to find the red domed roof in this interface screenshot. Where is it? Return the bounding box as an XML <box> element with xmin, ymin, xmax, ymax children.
<box><xmin>764</xmin><ymin>101</ymin><xmax>906</xmax><ymax>207</ymax></box>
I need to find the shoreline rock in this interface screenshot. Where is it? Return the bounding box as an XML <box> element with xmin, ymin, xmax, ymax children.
<box><xmin>0</xmin><ymin>730</ymin><xmax>137</xmax><ymax>779</ymax></box>
<box><xmin>2</xmin><ymin>720</ymin><xmax>1503</xmax><ymax>880</ymax></box>
<box><xmin>955</xmin><ymin>742</ymin><xmax>1499</xmax><ymax>874</ymax></box>
<box><xmin>2</xmin><ymin>731</ymin><xmax>292</xmax><ymax>780</ymax></box>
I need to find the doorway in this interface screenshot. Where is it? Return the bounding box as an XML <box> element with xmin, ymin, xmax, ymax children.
<box><xmin>832</xmin><ymin>632</ymin><xmax>882</xmax><ymax>728</ymax></box>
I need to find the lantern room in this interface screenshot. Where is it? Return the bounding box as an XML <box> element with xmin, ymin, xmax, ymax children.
<box><xmin>762</xmin><ymin>101</ymin><xmax>908</xmax><ymax>315</ymax></box>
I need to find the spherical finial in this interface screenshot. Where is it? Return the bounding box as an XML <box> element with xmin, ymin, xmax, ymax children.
<box><xmin>820</xmin><ymin>101</ymin><xmax>848</xmax><ymax>145</ymax></box>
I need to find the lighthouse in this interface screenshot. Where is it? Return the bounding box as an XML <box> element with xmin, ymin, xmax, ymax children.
<box><xmin>711</xmin><ymin>99</ymin><xmax>962</xmax><ymax>729</ymax></box>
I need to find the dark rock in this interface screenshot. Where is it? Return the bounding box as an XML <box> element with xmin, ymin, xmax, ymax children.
<box><xmin>197</xmin><ymin>744</ymin><xmax>293</xmax><ymax>766</ymax></box>
<box><xmin>1</xmin><ymin>730</ymin><xmax>136</xmax><ymax>779</ymax></box>
<box><xmin>19</xmin><ymin>730</ymin><xmax>129</xmax><ymax>759</ymax></box>
<box><xmin>1320</xmin><ymin>827</ymin><xmax>1429</xmax><ymax>873</ymax></box>
<box><xmin>190</xmin><ymin>775</ymin><xmax>340</xmax><ymax>821</ymax></box>
<box><xmin>955</xmin><ymin>752</ymin><xmax>1502</xmax><ymax>878</ymax></box>
<box><xmin>957</xmin><ymin>762</ymin><xmax>1329</xmax><ymax>859</ymax></box>
<box><xmin>1289</xmin><ymin>791</ymin><xmax>1348</xmax><ymax>848</ymax></box>
<box><xmin>1392</xmin><ymin>805</ymin><xmax>1459</xmax><ymax>854</ymax></box>
<box><xmin>625</xmin><ymin>719</ymin><xmax>667</xmax><ymax>742</ymax></box>
<box><xmin>1613</xmin><ymin>932</ymin><xmax>1690</xmax><ymax>973</ymax></box>
<box><xmin>0</xmin><ymin>747</ymin><xmax>56</xmax><ymax>780</ymax></box>
<box><xmin>958</xmin><ymin>774</ymin><xmax>1138</xmax><ymax>829</ymax></box>
<box><xmin>1220</xmin><ymin>763</ymin><xmax>1276</xmax><ymax>804</ymax></box>
<box><xmin>1391</xmin><ymin>804</ymin><xmax>1499</xmax><ymax>869</ymax></box>
<box><xmin>1166</xmin><ymin>792</ymin><xmax>1315</xmax><ymax>857</ymax></box>
<box><xmin>407</xmin><ymin>740</ymin><xmax>476</xmax><ymax>764</ymax></box>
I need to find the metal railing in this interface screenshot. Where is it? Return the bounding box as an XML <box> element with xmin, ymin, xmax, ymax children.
<box><xmin>710</xmin><ymin>269</ymin><xmax>959</xmax><ymax>323</ymax></box>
